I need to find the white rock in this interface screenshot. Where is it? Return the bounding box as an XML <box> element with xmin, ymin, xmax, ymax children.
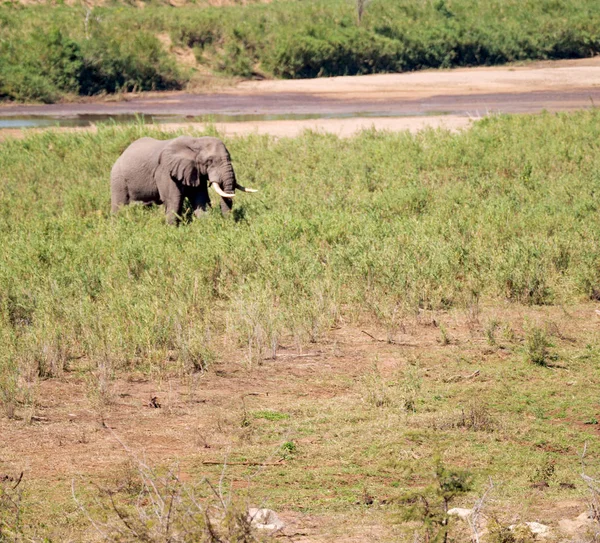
<box><xmin>448</xmin><ymin>508</ymin><xmax>473</xmax><ymax>519</ymax></box>
<box><xmin>526</xmin><ymin>522</ymin><xmax>550</xmax><ymax>535</ymax></box>
<box><xmin>247</xmin><ymin>508</ymin><xmax>285</xmax><ymax>531</ymax></box>
<box><xmin>509</xmin><ymin>522</ymin><xmax>550</xmax><ymax>536</ymax></box>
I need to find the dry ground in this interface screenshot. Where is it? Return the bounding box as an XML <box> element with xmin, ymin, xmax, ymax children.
<box><xmin>2</xmin><ymin>304</ymin><xmax>600</xmax><ymax>541</ymax></box>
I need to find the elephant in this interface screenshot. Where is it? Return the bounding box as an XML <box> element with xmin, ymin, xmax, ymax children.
<box><xmin>110</xmin><ymin>135</ymin><xmax>257</xmax><ymax>224</ymax></box>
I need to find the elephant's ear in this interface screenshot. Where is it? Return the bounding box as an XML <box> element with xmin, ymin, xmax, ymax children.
<box><xmin>159</xmin><ymin>143</ymin><xmax>200</xmax><ymax>187</ymax></box>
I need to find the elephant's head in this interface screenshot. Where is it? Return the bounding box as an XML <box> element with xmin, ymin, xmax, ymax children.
<box><xmin>159</xmin><ymin>136</ymin><xmax>257</xmax><ymax>211</ymax></box>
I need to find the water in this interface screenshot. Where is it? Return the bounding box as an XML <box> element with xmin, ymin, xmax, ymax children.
<box><xmin>0</xmin><ymin>111</ymin><xmax>452</xmax><ymax>130</ymax></box>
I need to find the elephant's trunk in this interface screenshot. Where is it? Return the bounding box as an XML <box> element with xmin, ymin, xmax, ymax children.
<box><xmin>220</xmin><ymin>160</ymin><xmax>237</xmax><ymax>195</ymax></box>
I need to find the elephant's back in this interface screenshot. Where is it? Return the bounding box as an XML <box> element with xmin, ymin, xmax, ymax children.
<box><xmin>119</xmin><ymin>137</ymin><xmax>165</xmax><ymax>161</ymax></box>
<box><xmin>112</xmin><ymin>137</ymin><xmax>166</xmax><ymax>176</ymax></box>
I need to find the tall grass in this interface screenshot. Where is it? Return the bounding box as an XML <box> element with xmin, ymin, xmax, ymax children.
<box><xmin>1</xmin><ymin>111</ymin><xmax>600</xmax><ymax>386</ymax></box>
<box><xmin>2</xmin><ymin>0</ymin><xmax>600</xmax><ymax>101</ymax></box>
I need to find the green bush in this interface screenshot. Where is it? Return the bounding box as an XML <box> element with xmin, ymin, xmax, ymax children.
<box><xmin>3</xmin><ymin>0</ymin><xmax>600</xmax><ymax>101</ymax></box>
<box><xmin>0</xmin><ymin>17</ymin><xmax>184</xmax><ymax>101</ymax></box>
<box><xmin>167</xmin><ymin>0</ymin><xmax>600</xmax><ymax>78</ymax></box>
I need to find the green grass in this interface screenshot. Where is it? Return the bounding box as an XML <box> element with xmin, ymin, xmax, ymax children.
<box><xmin>2</xmin><ymin>111</ymin><xmax>600</xmax><ymax>384</ymax></box>
<box><xmin>3</xmin><ymin>0</ymin><xmax>600</xmax><ymax>101</ymax></box>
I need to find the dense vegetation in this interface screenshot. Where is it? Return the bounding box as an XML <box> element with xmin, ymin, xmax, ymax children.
<box><xmin>2</xmin><ymin>0</ymin><xmax>600</xmax><ymax>102</ymax></box>
<box><xmin>2</xmin><ymin>110</ymin><xmax>600</xmax><ymax>383</ymax></box>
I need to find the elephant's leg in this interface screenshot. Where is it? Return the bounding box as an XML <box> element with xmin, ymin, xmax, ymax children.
<box><xmin>220</xmin><ymin>197</ymin><xmax>233</xmax><ymax>216</ymax></box>
<box><xmin>164</xmin><ymin>194</ymin><xmax>184</xmax><ymax>226</ymax></box>
<box><xmin>110</xmin><ymin>179</ymin><xmax>129</xmax><ymax>213</ymax></box>
<box><xmin>190</xmin><ymin>186</ymin><xmax>211</xmax><ymax>219</ymax></box>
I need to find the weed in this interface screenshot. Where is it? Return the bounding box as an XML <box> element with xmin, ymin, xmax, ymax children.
<box><xmin>524</xmin><ymin>326</ymin><xmax>555</xmax><ymax>366</ymax></box>
<box><xmin>457</xmin><ymin>402</ymin><xmax>497</xmax><ymax>432</ymax></box>
<box><xmin>501</xmin><ymin>324</ymin><xmax>517</xmax><ymax>344</ymax></box>
<box><xmin>487</xmin><ymin>519</ymin><xmax>535</xmax><ymax>543</ymax></box>
<box><xmin>355</xmin><ymin>0</ymin><xmax>371</xmax><ymax>25</ymax></box>
<box><xmin>529</xmin><ymin>456</ymin><xmax>556</xmax><ymax>486</ymax></box>
<box><xmin>439</xmin><ymin>323</ymin><xmax>451</xmax><ymax>346</ymax></box>
<box><xmin>85</xmin><ymin>356</ymin><xmax>115</xmax><ymax>421</ymax></box>
<box><xmin>73</xmin><ymin>453</ymin><xmax>264</xmax><ymax>543</ymax></box>
<box><xmin>0</xmin><ymin>359</ymin><xmax>19</xmax><ymax>420</ymax></box>
<box><xmin>427</xmin><ymin>401</ymin><xmax>497</xmax><ymax>433</ymax></box>
<box><xmin>252</xmin><ymin>410</ymin><xmax>289</xmax><ymax>422</ymax></box>
<box><xmin>485</xmin><ymin>319</ymin><xmax>500</xmax><ymax>346</ymax></box>
<box><xmin>280</xmin><ymin>441</ymin><xmax>297</xmax><ymax>460</ymax></box>
<box><xmin>401</xmin><ymin>361</ymin><xmax>422</xmax><ymax>413</ymax></box>
<box><xmin>580</xmin><ymin>443</ymin><xmax>600</xmax><ymax>523</ymax></box>
<box><xmin>0</xmin><ymin>472</ymin><xmax>25</xmax><ymax>541</ymax></box>
<box><xmin>361</xmin><ymin>363</ymin><xmax>392</xmax><ymax>408</ymax></box>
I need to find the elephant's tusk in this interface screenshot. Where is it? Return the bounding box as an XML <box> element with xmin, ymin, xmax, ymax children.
<box><xmin>211</xmin><ymin>183</ymin><xmax>235</xmax><ymax>198</ymax></box>
<box><xmin>235</xmin><ymin>183</ymin><xmax>258</xmax><ymax>193</ymax></box>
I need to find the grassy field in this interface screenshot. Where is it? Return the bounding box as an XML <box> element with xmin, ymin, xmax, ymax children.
<box><xmin>2</xmin><ymin>112</ymin><xmax>600</xmax><ymax>541</ymax></box>
<box><xmin>2</xmin><ymin>0</ymin><xmax>600</xmax><ymax>101</ymax></box>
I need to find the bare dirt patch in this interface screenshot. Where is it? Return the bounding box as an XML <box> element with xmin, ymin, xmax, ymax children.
<box><xmin>2</xmin><ymin>304</ymin><xmax>599</xmax><ymax>540</ymax></box>
<box><xmin>235</xmin><ymin>56</ymin><xmax>600</xmax><ymax>100</ymax></box>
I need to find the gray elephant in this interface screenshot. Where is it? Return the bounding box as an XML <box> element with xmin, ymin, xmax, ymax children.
<box><xmin>110</xmin><ymin>135</ymin><xmax>257</xmax><ymax>224</ymax></box>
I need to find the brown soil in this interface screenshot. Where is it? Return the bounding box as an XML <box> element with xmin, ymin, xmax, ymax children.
<box><xmin>234</xmin><ymin>56</ymin><xmax>600</xmax><ymax>99</ymax></box>
<box><xmin>1</xmin><ymin>304</ymin><xmax>599</xmax><ymax>540</ymax></box>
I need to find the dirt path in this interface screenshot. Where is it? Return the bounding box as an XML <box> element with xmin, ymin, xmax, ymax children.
<box><xmin>1</xmin><ymin>57</ymin><xmax>600</xmax><ymax>137</ymax></box>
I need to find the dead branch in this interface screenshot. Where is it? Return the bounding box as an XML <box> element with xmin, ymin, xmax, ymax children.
<box><xmin>202</xmin><ymin>460</ymin><xmax>285</xmax><ymax>466</ymax></box>
<box><xmin>265</xmin><ymin>352</ymin><xmax>322</xmax><ymax>359</ymax></box>
<box><xmin>443</xmin><ymin>370</ymin><xmax>480</xmax><ymax>383</ymax></box>
<box><xmin>360</xmin><ymin>330</ymin><xmax>418</xmax><ymax>346</ymax></box>
<box><xmin>11</xmin><ymin>472</ymin><xmax>23</xmax><ymax>491</ymax></box>
<box><xmin>361</xmin><ymin>330</ymin><xmax>385</xmax><ymax>341</ymax></box>
<box><xmin>468</xmin><ymin>477</ymin><xmax>494</xmax><ymax>543</ymax></box>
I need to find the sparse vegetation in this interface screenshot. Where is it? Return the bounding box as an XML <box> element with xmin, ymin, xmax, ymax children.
<box><xmin>73</xmin><ymin>455</ymin><xmax>264</xmax><ymax>543</ymax></box>
<box><xmin>0</xmin><ymin>472</ymin><xmax>25</xmax><ymax>541</ymax></box>
<box><xmin>3</xmin><ymin>0</ymin><xmax>600</xmax><ymax>101</ymax></box>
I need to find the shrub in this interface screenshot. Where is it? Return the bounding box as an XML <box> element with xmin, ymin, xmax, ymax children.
<box><xmin>0</xmin><ymin>16</ymin><xmax>185</xmax><ymax>102</ymax></box>
<box><xmin>524</xmin><ymin>326</ymin><xmax>555</xmax><ymax>367</ymax></box>
<box><xmin>5</xmin><ymin>0</ymin><xmax>600</xmax><ymax>101</ymax></box>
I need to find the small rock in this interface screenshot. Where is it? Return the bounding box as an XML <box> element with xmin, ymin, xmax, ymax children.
<box><xmin>526</xmin><ymin>522</ymin><xmax>550</xmax><ymax>535</ymax></box>
<box><xmin>448</xmin><ymin>507</ymin><xmax>473</xmax><ymax>519</ymax></box>
<box><xmin>247</xmin><ymin>508</ymin><xmax>284</xmax><ymax>531</ymax></box>
<box><xmin>509</xmin><ymin>522</ymin><xmax>550</xmax><ymax>537</ymax></box>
